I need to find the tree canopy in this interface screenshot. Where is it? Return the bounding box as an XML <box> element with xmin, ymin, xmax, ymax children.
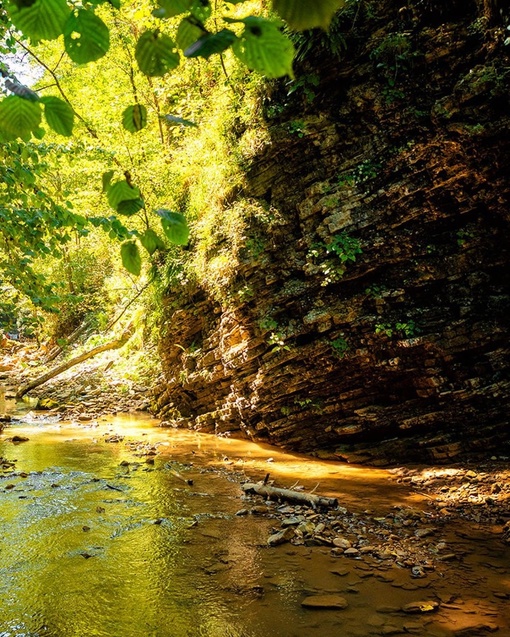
<box><xmin>0</xmin><ymin>0</ymin><xmax>344</xmax><ymax>333</ymax></box>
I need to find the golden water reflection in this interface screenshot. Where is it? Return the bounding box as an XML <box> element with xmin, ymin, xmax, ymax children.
<box><xmin>0</xmin><ymin>413</ymin><xmax>509</xmax><ymax>637</ymax></box>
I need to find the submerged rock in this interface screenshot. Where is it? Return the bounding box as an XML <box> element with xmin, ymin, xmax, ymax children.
<box><xmin>301</xmin><ymin>595</ymin><xmax>348</xmax><ymax>610</ymax></box>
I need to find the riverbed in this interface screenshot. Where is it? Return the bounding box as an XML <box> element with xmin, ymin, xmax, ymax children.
<box><xmin>1</xmin><ymin>411</ymin><xmax>509</xmax><ymax>637</ymax></box>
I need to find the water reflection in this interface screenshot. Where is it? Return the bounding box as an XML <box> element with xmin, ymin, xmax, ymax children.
<box><xmin>1</xmin><ymin>415</ymin><xmax>509</xmax><ymax>636</ymax></box>
<box><xmin>0</xmin><ymin>417</ymin><xmax>276</xmax><ymax>637</ymax></box>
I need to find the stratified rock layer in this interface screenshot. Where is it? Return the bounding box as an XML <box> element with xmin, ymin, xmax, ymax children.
<box><xmin>153</xmin><ymin>0</ymin><xmax>510</xmax><ymax>464</ymax></box>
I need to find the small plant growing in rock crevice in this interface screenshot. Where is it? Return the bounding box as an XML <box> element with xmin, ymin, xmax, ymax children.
<box><xmin>375</xmin><ymin>320</ymin><xmax>419</xmax><ymax>339</ymax></box>
<box><xmin>307</xmin><ymin>232</ymin><xmax>362</xmax><ymax>286</ymax></box>
<box><xmin>330</xmin><ymin>336</ymin><xmax>349</xmax><ymax>358</ymax></box>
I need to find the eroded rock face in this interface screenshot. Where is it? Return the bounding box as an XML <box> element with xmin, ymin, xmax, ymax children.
<box><xmin>153</xmin><ymin>0</ymin><xmax>510</xmax><ymax>464</ymax></box>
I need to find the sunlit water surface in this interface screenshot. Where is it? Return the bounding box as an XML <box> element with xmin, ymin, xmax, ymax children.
<box><xmin>0</xmin><ymin>409</ymin><xmax>509</xmax><ymax>637</ymax></box>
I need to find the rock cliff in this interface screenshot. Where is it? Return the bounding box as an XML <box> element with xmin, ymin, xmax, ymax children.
<box><xmin>153</xmin><ymin>0</ymin><xmax>510</xmax><ymax>464</ymax></box>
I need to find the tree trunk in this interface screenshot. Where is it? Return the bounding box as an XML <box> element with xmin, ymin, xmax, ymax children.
<box><xmin>241</xmin><ymin>482</ymin><xmax>338</xmax><ymax>509</ymax></box>
<box><xmin>43</xmin><ymin>318</ymin><xmax>94</xmax><ymax>364</ymax></box>
<box><xmin>16</xmin><ymin>323</ymin><xmax>134</xmax><ymax>399</ymax></box>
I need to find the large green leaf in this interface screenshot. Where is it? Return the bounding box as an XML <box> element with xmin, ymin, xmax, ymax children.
<box><xmin>140</xmin><ymin>228</ymin><xmax>166</xmax><ymax>255</ymax></box>
<box><xmin>176</xmin><ymin>17</ymin><xmax>205</xmax><ymax>51</ymax></box>
<box><xmin>40</xmin><ymin>96</ymin><xmax>74</xmax><ymax>136</ymax></box>
<box><xmin>272</xmin><ymin>0</ymin><xmax>345</xmax><ymax>30</ymax></box>
<box><xmin>0</xmin><ymin>95</ymin><xmax>42</xmax><ymax>140</ymax></box>
<box><xmin>8</xmin><ymin>0</ymin><xmax>70</xmax><ymax>41</ymax></box>
<box><xmin>158</xmin><ymin>209</ymin><xmax>189</xmax><ymax>245</ymax></box>
<box><xmin>232</xmin><ymin>17</ymin><xmax>294</xmax><ymax>78</ymax></box>
<box><xmin>4</xmin><ymin>78</ymin><xmax>39</xmax><ymax>101</ymax></box>
<box><xmin>184</xmin><ymin>28</ymin><xmax>237</xmax><ymax>59</ymax></box>
<box><xmin>122</xmin><ymin>104</ymin><xmax>148</xmax><ymax>133</ymax></box>
<box><xmin>189</xmin><ymin>0</ymin><xmax>211</xmax><ymax>22</ymax></box>
<box><xmin>117</xmin><ymin>198</ymin><xmax>145</xmax><ymax>215</ymax></box>
<box><xmin>121</xmin><ymin>241</ymin><xmax>141</xmax><ymax>276</ymax></box>
<box><xmin>155</xmin><ymin>0</ymin><xmax>209</xmax><ymax>19</ymax></box>
<box><xmin>63</xmin><ymin>10</ymin><xmax>110</xmax><ymax>64</ymax></box>
<box><xmin>107</xmin><ymin>180</ymin><xmax>143</xmax><ymax>215</ymax></box>
<box><xmin>155</xmin><ymin>0</ymin><xmax>190</xmax><ymax>19</ymax></box>
<box><xmin>135</xmin><ymin>30</ymin><xmax>180</xmax><ymax>77</ymax></box>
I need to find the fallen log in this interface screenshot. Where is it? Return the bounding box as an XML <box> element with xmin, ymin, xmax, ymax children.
<box><xmin>241</xmin><ymin>482</ymin><xmax>338</xmax><ymax>509</ymax></box>
<box><xmin>16</xmin><ymin>323</ymin><xmax>134</xmax><ymax>399</ymax></box>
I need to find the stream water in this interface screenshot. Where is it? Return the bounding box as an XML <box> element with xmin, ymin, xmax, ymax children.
<box><xmin>0</xmin><ymin>407</ymin><xmax>509</xmax><ymax>637</ymax></box>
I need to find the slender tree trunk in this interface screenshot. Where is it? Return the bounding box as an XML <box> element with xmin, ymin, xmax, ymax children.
<box><xmin>44</xmin><ymin>318</ymin><xmax>94</xmax><ymax>364</ymax></box>
<box><xmin>16</xmin><ymin>323</ymin><xmax>134</xmax><ymax>399</ymax></box>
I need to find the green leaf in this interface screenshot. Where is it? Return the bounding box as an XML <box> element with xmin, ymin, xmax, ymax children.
<box><xmin>107</xmin><ymin>180</ymin><xmax>143</xmax><ymax>214</ymax></box>
<box><xmin>272</xmin><ymin>0</ymin><xmax>345</xmax><ymax>30</ymax></box>
<box><xmin>117</xmin><ymin>198</ymin><xmax>145</xmax><ymax>215</ymax></box>
<box><xmin>162</xmin><ymin>114</ymin><xmax>197</xmax><ymax>127</ymax></box>
<box><xmin>8</xmin><ymin>0</ymin><xmax>71</xmax><ymax>41</ymax></box>
<box><xmin>157</xmin><ymin>209</ymin><xmax>189</xmax><ymax>245</ymax></box>
<box><xmin>155</xmin><ymin>0</ymin><xmax>190</xmax><ymax>18</ymax></box>
<box><xmin>63</xmin><ymin>10</ymin><xmax>110</xmax><ymax>64</ymax></box>
<box><xmin>121</xmin><ymin>241</ymin><xmax>141</xmax><ymax>276</ymax></box>
<box><xmin>135</xmin><ymin>30</ymin><xmax>180</xmax><ymax>77</ymax></box>
<box><xmin>0</xmin><ymin>95</ymin><xmax>42</xmax><ymax>140</ymax></box>
<box><xmin>140</xmin><ymin>228</ymin><xmax>165</xmax><ymax>255</ymax></box>
<box><xmin>176</xmin><ymin>17</ymin><xmax>205</xmax><ymax>51</ymax></box>
<box><xmin>184</xmin><ymin>28</ymin><xmax>237</xmax><ymax>59</ymax></box>
<box><xmin>10</xmin><ymin>0</ymin><xmax>37</xmax><ymax>9</ymax></box>
<box><xmin>4</xmin><ymin>78</ymin><xmax>39</xmax><ymax>101</ymax></box>
<box><xmin>122</xmin><ymin>104</ymin><xmax>148</xmax><ymax>133</ymax></box>
<box><xmin>40</xmin><ymin>96</ymin><xmax>74</xmax><ymax>136</ymax></box>
<box><xmin>102</xmin><ymin>170</ymin><xmax>114</xmax><ymax>193</ymax></box>
<box><xmin>232</xmin><ymin>17</ymin><xmax>294</xmax><ymax>78</ymax></box>
<box><xmin>189</xmin><ymin>0</ymin><xmax>211</xmax><ymax>22</ymax></box>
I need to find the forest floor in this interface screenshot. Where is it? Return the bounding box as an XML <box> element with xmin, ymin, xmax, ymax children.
<box><xmin>0</xmin><ymin>337</ymin><xmax>149</xmax><ymax>419</ymax></box>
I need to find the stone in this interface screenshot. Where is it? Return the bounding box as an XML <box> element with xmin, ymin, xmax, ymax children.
<box><xmin>344</xmin><ymin>547</ymin><xmax>360</xmax><ymax>557</ymax></box>
<box><xmin>281</xmin><ymin>516</ymin><xmax>302</xmax><ymax>527</ymax></box>
<box><xmin>452</xmin><ymin>623</ymin><xmax>499</xmax><ymax>636</ymax></box>
<box><xmin>301</xmin><ymin>595</ymin><xmax>348</xmax><ymax>610</ymax></box>
<box><xmin>267</xmin><ymin>527</ymin><xmax>294</xmax><ymax>546</ymax></box>
<box><xmin>402</xmin><ymin>601</ymin><xmax>439</xmax><ymax>614</ymax></box>
<box><xmin>333</xmin><ymin>537</ymin><xmax>352</xmax><ymax>549</ymax></box>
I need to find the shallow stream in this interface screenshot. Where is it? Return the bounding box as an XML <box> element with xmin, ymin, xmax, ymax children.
<box><xmin>0</xmin><ymin>409</ymin><xmax>509</xmax><ymax>637</ymax></box>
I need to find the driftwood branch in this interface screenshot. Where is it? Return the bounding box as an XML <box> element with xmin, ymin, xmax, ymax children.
<box><xmin>241</xmin><ymin>482</ymin><xmax>338</xmax><ymax>509</ymax></box>
<box><xmin>16</xmin><ymin>323</ymin><xmax>134</xmax><ymax>399</ymax></box>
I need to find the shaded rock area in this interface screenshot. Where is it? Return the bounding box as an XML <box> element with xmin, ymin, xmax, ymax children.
<box><xmin>153</xmin><ymin>0</ymin><xmax>510</xmax><ymax>463</ymax></box>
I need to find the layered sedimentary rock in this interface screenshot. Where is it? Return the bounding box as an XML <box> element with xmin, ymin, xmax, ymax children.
<box><xmin>153</xmin><ymin>0</ymin><xmax>510</xmax><ymax>464</ymax></box>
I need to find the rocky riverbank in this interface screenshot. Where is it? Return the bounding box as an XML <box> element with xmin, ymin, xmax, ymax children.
<box><xmin>0</xmin><ymin>339</ymin><xmax>150</xmax><ymax>419</ymax></box>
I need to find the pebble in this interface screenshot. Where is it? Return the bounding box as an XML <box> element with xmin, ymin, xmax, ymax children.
<box><xmin>402</xmin><ymin>600</ymin><xmax>439</xmax><ymax>613</ymax></box>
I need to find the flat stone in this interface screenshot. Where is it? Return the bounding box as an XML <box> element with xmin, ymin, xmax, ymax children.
<box><xmin>402</xmin><ymin>600</ymin><xmax>439</xmax><ymax>614</ymax></box>
<box><xmin>333</xmin><ymin>537</ymin><xmax>352</xmax><ymax>549</ymax></box>
<box><xmin>281</xmin><ymin>516</ymin><xmax>302</xmax><ymax>527</ymax></box>
<box><xmin>267</xmin><ymin>527</ymin><xmax>294</xmax><ymax>546</ymax></box>
<box><xmin>301</xmin><ymin>595</ymin><xmax>349</xmax><ymax>610</ymax></box>
<box><xmin>344</xmin><ymin>547</ymin><xmax>360</xmax><ymax>557</ymax></box>
<box><xmin>453</xmin><ymin>623</ymin><xmax>499</xmax><ymax>636</ymax></box>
